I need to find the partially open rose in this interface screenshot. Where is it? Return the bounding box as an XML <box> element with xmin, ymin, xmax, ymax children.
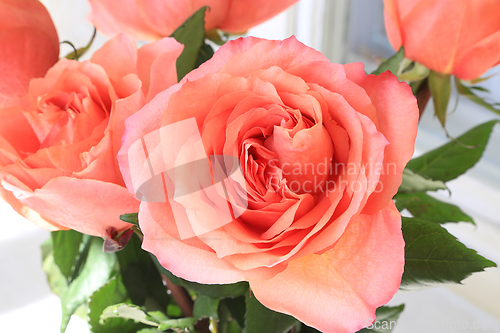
<box><xmin>384</xmin><ymin>0</ymin><xmax>500</xmax><ymax>80</ymax></box>
<box><xmin>0</xmin><ymin>0</ymin><xmax>59</xmax><ymax>108</ymax></box>
<box><xmin>87</xmin><ymin>0</ymin><xmax>299</xmax><ymax>40</ymax></box>
<box><xmin>119</xmin><ymin>37</ymin><xmax>418</xmax><ymax>332</ymax></box>
<box><xmin>0</xmin><ymin>34</ymin><xmax>183</xmax><ymax>237</ymax></box>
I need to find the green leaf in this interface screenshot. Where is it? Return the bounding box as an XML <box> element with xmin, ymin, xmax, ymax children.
<box><xmin>193</xmin><ymin>295</ymin><xmax>219</xmax><ymax>320</ymax></box>
<box><xmin>64</xmin><ymin>28</ymin><xmax>97</xmax><ymax>60</ymax></box>
<box><xmin>152</xmin><ymin>255</ymin><xmax>249</xmax><ymax>298</ymax></box>
<box><xmin>456</xmin><ymin>80</ymin><xmax>500</xmax><ymax>116</ymax></box>
<box><xmin>119</xmin><ymin>213</ymin><xmax>139</xmax><ymax>226</ymax></box>
<box><xmin>395</xmin><ymin>193</ymin><xmax>474</xmax><ymax>224</ymax></box>
<box><xmin>371</xmin><ymin>47</ymin><xmax>404</xmax><ymax>76</ymax></box>
<box><xmin>157</xmin><ymin>317</ymin><xmax>196</xmax><ymax>331</ymax></box>
<box><xmin>88</xmin><ymin>276</ymin><xmax>146</xmax><ymax>333</ymax></box>
<box><xmin>398</xmin><ymin>169</ymin><xmax>447</xmax><ymax>193</ymax></box>
<box><xmin>116</xmin><ymin>234</ymin><xmax>170</xmax><ymax>312</ymax></box>
<box><xmin>245</xmin><ymin>292</ymin><xmax>298</xmax><ymax>333</ymax></box>
<box><xmin>205</xmin><ymin>29</ymin><xmax>228</xmax><ymax>45</ymax></box>
<box><xmin>170</xmin><ymin>6</ymin><xmax>207</xmax><ymax>81</ymax></box>
<box><xmin>398</xmin><ymin>62</ymin><xmax>430</xmax><ymax>82</ymax></box>
<box><xmin>60</xmin><ymin>237</ymin><xmax>117</xmax><ymax>332</ymax></box>
<box><xmin>137</xmin><ymin>329</ymin><xmax>160</xmax><ymax>333</ymax></box>
<box><xmin>428</xmin><ymin>71</ymin><xmax>451</xmax><ymax>127</ymax></box>
<box><xmin>357</xmin><ymin>305</ymin><xmax>404</xmax><ymax>333</ymax></box>
<box><xmin>406</xmin><ymin>120</ymin><xmax>498</xmax><ymax>182</ymax></box>
<box><xmin>51</xmin><ymin>230</ymin><xmax>84</xmax><ymax>280</ymax></box>
<box><xmin>223</xmin><ymin>296</ymin><xmax>246</xmax><ymax>329</ymax></box>
<box><xmin>195</xmin><ymin>43</ymin><xmax>214</xmax><ymax>69</ymax></box>
<box><xmin>401</xmin><ymin>217</ymin><xmax>497</xmax><ymax>290</ymax></box>
<box><xmin>100</xmin><ymin>304</ymin><xmax>159</xmax><ymax>327</ymax></box>
<box><xmin>218</xmin><ymin>300</ymin><xmax>243</xmax><ymax>333</ymax></box>
<box><xmin>42</xmin><ymin>250</ymin><xmax>69</xmax><ymax>297</ymax></box>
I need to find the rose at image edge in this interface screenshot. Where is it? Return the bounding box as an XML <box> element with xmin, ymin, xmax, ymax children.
<box><xmin>0</xmin><ymin>31</ymin><xmax>183</xmax><ymax>237</ymax></box>
<box><xmin>86</xmin><ymin>0</ymin><xmax>300</xmax><ymax>40</ymax></box>
<box><xmin>118</xmin><ymin>36</ymin><xmax>418</xmax><ymax>332</ymax></box>
<box><xmin>0</xmin><ymin>0</ymin><xmax>59</xmax><ymax>108</ymax></box>
<box><xmin>383</xmin><ymin>0</ymin><xmax>500</xmax><ymax>80</ymax></box>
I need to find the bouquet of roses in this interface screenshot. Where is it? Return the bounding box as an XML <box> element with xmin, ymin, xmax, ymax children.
<box><xmin>0</xmin><ymin>0</ymin><xmax>498</xmax><ymax>332</ymax></box>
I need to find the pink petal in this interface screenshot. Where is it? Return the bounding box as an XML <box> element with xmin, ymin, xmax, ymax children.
<box><xmin>135</xmin><ymin>0</ymin><xmax>229</xmax><ymax>36</ymax></box>
<box><xmin>220</xmin><ymin>0</ymin><xmax>299</xmax><ymax>33</ymax></box>
<box><xmin>20</xmin><ymin>177</ymin><xmax>139</xmax><ymax>237</ymax></box>
<box><xmin>0</xmin><ymin>0</ymin><xmax>59</xmax><ymax>107</ymax></box>
<box><xmin>247</xmin><ymin>201</ymin><xmax>404</xmax><ymax>333</ymax></box>
<box><xmin>453</xmin><ymin>30</ymin><xmax>500</xmax><ymax>80</ymax></box>
<box><xmin>136</xmin><ymin>37</ymin><xmax>183</xmax><ymax>102</ymax></box>
<box><xmin>90</xmin><ymin>34</ymin><xmax>138</xmax><ymax>84</ymax></box>
<box><xmin>382</xmin><ymin>0</ymin><xmax>403</xmax><ymax>50</ymax></box>
<box><xmin>0</xmin><ymin>106</ymin><xmax>39</xmax><ymax>156</ymax></box>
<box><xmin>350</xmin><ymin>71</ymin><xmax>418</xmax><ymax>214</ymax></box>
<box><xmin>140</xmin><ymin>201</ymin><xmax>246</xmax><ymax>284</ymax></box>
<box><xmin>117</xmin><ymin>84</ymin><xmax>182</xmax><ymax>192</ymax></box>
<box><xmin>87</xmin><ymin>0</ymin><xmax>161</xmax><ymax>40</ymax></box>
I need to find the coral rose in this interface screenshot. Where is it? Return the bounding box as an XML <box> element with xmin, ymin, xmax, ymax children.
<box><xmin>0</xmin><ymin>34</ymin><xmax>183</xmax><ymax>237</ymax></box>
<box><xmin>0</xmin><ymin>0</ymin><xmax>59</xmax><ymax>108</ymax></box>
<box><xmin>87</xmin><ymin>0</ymin><xmax>299</xmax><ymax>40</ymax></box>
<box><xmin>119</xmin><ymin>37</ymin><xmax>418</xmax><ymax>332</ymax></box>
<box><xmin>384</xmin><ymin>0</ymin><xmax>500</xmax><ymax>80</ymax></box>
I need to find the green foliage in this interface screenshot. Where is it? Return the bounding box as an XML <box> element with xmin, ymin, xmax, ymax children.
<box><xmin>428</xmin><ymin>71</ymin><xmax>451</xmax><ymax>127</ymax></box>
<box><xmin>100</xmin><ymin>303</ymin><xmax>196</xmax><ymax>332</ymax></box>
<box><xmin>357</xmin><ymin>305</ymin><xmax>405</xmax><ymax>333</ymax></box>
<box><xmin>395</xmin><ymin>193</ymin><xmax>474</xmax><ymax>224</ymax></box>
<box><xmin>157</xmin><ymin>318</ymin><xmax>196</xmax><ymax>331</ymax></box>
<box><xmin>42</xmin><ymin>245</ymin><xmax>69</xmax><ymax>297</ymax></box>
<box><xmin>245</xmin><ymin>292</ymin><xmax>298</xmax><ymax>333</ymax></box>
<box><xmin>116</xmin><ymin>234</ymin><xmax>170</xmax><ymax>311</ymax></box>
<box><xmin>171</xmin><ymin>6</ymin><xmax>208</xmax><ymax>81</ymax></box>
<box><xmin>100</xmin><ymin>304</ymin><xmax>159</xmax><ymax>326</ymax></box>
<box><xmin>407</xmin><ymin>120</ymin><xmax>498</xmax><ymax>182</ymax></box>
<box><xmin>456</xmin><ymin>80</ymin><xmax>500</xmax><ymax>116</ymax></box>
<box><xmin>64</xmin><ymin>28</ymin><xmax>97</xmax><ymax>60</ymax></box>
<box><xmin>193</xmin><ymin>295</ymin><xmax>220</xmax><ymax>320</ymax></box>
<box><xmin>195</xmin><ymin>43</ymin><xmax>215</xmax><ymax>69</ymax></box>
<box><xmin>401</xmin><ymin>217</ymin><xmax>496</xmax><ymax>290</ymax></box>
<box><xmin>398</xmin><ymin>169</ymin><xmax>447</xmax><ymax>193</ymax></box>
<box><xmin>88</xmin><ymin>276</ymin><xmax>146</xmax><ymax>333</ymax></box>
<box><xmin>119</xmin><ymin>213</ymin><xmax>139</xmax><ymax>226</ymax></box>
<box><xmin>398</xmin><ymin>62</ymin><xmax>429</xmax><ymax>82</ymax></box>
<box><xmin>51</xmin><ymin>230</ymin><xmax>85</xmax><ymax>281</ymax></box>
<box><xmin>60</xmin><ymin>237</ymin><xmax>117</xmax><ymax>332</ymax></box>
<box><xmin>152</xmin><ymin>254</ymin><xmax>249</xmax><ymax>298</ymax></box>
<box><xmin>223</xmin><ymin>296</ymin><xmax>246</xmax><ymax>329</ymax></box>
<box><xmin>371</xmin><ymin>47</ymin><xmax>405</xmax><ymax>76</ymax></box>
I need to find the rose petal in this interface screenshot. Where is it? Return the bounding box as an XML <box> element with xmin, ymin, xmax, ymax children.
<box><xmin>136</xmin><ymin>37</ymin><xmax>183</xmax><ymax>102</ymax></box>
<box><xmin>87</xmin><ymin>0</ymin><xmax>161</xmax><ymax>40</ymax></box>
<box><xmin>0</xmin><ymin>0</ymin><xmax>59</xmax><ymax>107</ymax></box>
<box><xmin>20</xmin><ymin>177</ymin><xmax>138</xmax><ymax>237</ymax></box>
<box><xmin>135</xmin><ymin>0</ymin><xmax>229</xmax><ymax>36</ymax></box>
<box><xmin>220</xmin><ymin>0</ymin><xmax>298</xmax><ymax>33</ymax></box>
<box><xmin>90</xmin><ymin>34</ymin><xmax>138</xmax><ymax>85</ymax></box>
<box><xmin>0</xmin><ymin>106</ymin><xmax>39</xmax><ymax>156</ymax></box>
<box><xmin>247</xmin><ymin>201</ymin><xmax>404</xmax><ymax>333</ymax></box>
<box><xmin>350</xmin><ymin>71</ymin><xmax>418</xmax><ymax>214</ymax></box>
<box><xmin>140</xmin><ymin>201</ymin><xmax>246</xmax><ymax>284</ymax></box>
<box><xmin>118</xmin><ymin>84</ymin><xmax>182</xmax><ymax>192</ymax></box>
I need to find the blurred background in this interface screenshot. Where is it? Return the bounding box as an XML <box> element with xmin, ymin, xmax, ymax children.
<box><xmin>1</xmin><ymin>0</ymin><xmax>499</xmax><ymax>332</ymax></box>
